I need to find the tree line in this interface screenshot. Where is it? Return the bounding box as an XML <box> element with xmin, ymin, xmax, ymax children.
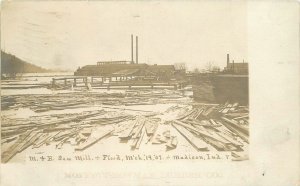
<box><xmin>1</xmin><ymin>51</ymin><xmax>52</xmax><ymax>78</ymax></box>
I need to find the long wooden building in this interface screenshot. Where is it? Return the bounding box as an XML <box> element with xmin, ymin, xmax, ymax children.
<box><xmin>74</xmin><ymin>61</ymin><xmax>185</xmax><ymax>81</ymax></box>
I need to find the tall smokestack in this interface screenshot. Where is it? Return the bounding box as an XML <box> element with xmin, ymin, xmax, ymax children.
<box><xmin>227</xmin><ymin>54</ymin><xmax>230</xmax><ymax>66</ymax></box>
<box><xmin>136</xmin><ymin>36</ymin><xmax>138</xmax><ymax>64</ymax></box>
<box><xmin>131</xmin><ymin>35</ymin><xmax>134</xmax><ymax>64</ymax></box>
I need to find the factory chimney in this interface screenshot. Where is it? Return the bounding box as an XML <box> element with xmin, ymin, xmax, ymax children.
<box><xmin>227</xmin><ymin>54</ymin><xmax>230</xmax><ymax>66</ymax></box>
<box><xmin>136</xmin><ymin>36</ymin><xmax>138</xmax><ymax>64</ymax></box>
<box><xmin>131</xmin><ymin>35</ymin><xmax>134</xmax><ymax>64</ymax></box>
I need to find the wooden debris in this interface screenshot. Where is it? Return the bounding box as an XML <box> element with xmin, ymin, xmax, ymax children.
<box><xmin>135</xmin><ymin>130</ymin><xmax>145</xmax><ymax>149</ymax></box>
<box><xmin>1</xmin><ymin>92</ymin><xmax>249</xmax><ymax>163</ymax></box>
<box><xmin>75</xmin><ymin>126</ymin><xmax>114</xmax><ymax>151</ymax></box>
<box><xmin>152</xmin><ymin>134</ymin><xmax>162</xmax><ymax>144</ymax></box>
<box><xmin>119</xmin><ymin>119</ymin><xmax>139</xmax><ymax>140</ymax></box>
<box><xmin>172</xmin><ymin>123</ymin><xmax>208</xmax><ymax>151</ymax></box>
<box><xmin>2</xmin><ymin>129</ymin><xmax>35</xmax><ymax>163</ymax></box>
<box><xmin>166</xmin><ymin>136</ymin><xmax>178</xmax><ymax>150</ymax></box>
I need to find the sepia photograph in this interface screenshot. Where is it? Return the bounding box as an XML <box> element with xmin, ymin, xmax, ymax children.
<box><xmin>1</xmin><ymin>1</ymin><xmax>299</xmax><ymax>186</ymax></box>
<box><xmin>1</xmin><ymin>1</ymin><xmax>249</xmax><ymax>163</ymax></box>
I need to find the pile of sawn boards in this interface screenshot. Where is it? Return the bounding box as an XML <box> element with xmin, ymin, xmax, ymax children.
<box><xmin>171</xmin><ymin>102</ymin><xmax>249</xmax><ymax>153</ymax></box>
<box><xmin>1</xmin><ymin>102</ymin><xmax>249</xmax><ymax>163</ymax></box>
<box><xmin>1</xmin><ymin>110</ymin><xmax>135</xmax><ymax>163</ymax></box>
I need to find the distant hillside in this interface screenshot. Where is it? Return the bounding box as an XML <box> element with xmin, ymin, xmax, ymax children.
<box><xmin>1</xmin><ymin>51</ymin><xmax>52</xmax><ymax>76</ymax></box>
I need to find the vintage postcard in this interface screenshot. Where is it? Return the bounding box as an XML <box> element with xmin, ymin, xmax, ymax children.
<box><xmin>1</xmin><ymin>1</ymin><xmax>299</xmax><ymax>186</ymax></box>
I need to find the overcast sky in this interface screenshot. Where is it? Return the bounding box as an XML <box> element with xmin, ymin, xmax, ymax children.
<box><xmin>1</xmin><ymin>1</ymin><xmax>248</xmax><ymax>71</ymax></box>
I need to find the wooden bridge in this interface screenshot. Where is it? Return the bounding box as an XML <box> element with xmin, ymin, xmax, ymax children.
<box><xmin>51</xmin><ymin>76</ymin><xmax>188</xmax><ymax>90</ymax></box>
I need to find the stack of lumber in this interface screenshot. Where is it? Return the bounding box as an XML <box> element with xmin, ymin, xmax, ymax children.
<box><xmin>116</xmin><ymin>117</ymin><xmax>181</xmax><ymax>150</ymax></box>
<box><xmin>170</xmin><ymin>102</ymin><xmax>248</xmax><ymax>152</ymax></box>
<box><xmin>117</xmin><ymin>117</ymin><xmax>147</xmax><ymax>150</ymax></box>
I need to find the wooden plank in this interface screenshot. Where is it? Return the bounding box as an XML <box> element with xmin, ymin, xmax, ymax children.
<box><xmin>194</xmin><ymin>109</ymin><xmax>204</xmax><ymax>120</ymax></box>
<box><xmin>221</xmin><ymin>117</ymin><xmax>249</xmax><ymax>135</ymax></box>
<box><xmin>174</xmin><ymin>119</ymin><xmax>239</xmax><ymax>150</ymax></box>
<box><xmin>53</xmin><ymin>128</ymin><xmax>80</xmax><ymax>141</ymax></box>
<box><xmin>233</xmin><ymin>114</ymin><xmax>249</xmax><ymax>120</ymax></box>
<box><xmin>166</xmin><ymin>136</ymin><xmax>177</xmax><ymax>149</ymax></box>
<box><xmin>166</xmin><ymin>137</ymin><xmax>173</xmax><ymax>148</ymax></box>
<box><xmin>173</xmin><ymin>120</ymin><xmax>223</xmax><ymax>142</ymax></box>
<box><xmin>56</xmin><ymin>136</ymin><xmax>70</xmax><ymax>149</ymax></box>
<box><xmin>1</xmin><ymin>136</ymin><xmax>18</xmax><ymax>144</ymax></box>
<box><xmin>209</xmin><ymin>119</ymin><xmax>218</xmax><ymax>126</ymax></box>
<box><xmin>202</xmin><ymin>106</ymin><xmax>215</xmax><ymax>116</ymax></box>
<box><xmin>132</xmin><ymin>119</ymin><xmax>145</xmax><ymax>138</ymax></box>
<box><xmin>32</xmin><ymin>131</ymin><xmax>61</xmax><ymax>148</ymax></box>
<box><xmin>119</xmin><ymin>119</ymin><xmax>139</xmax><ymax>139</ymax></box>
<box><xmin>1</xmin><ymin>129</ymin><xmax>34</xmax><ymax>163</ymax></box>
<box><xmin>130</xmin><ymin>138</ymin><xmax>139</xmax><ymax>148</ymax></box>
<box><xmin>177</xmin><ymin>108</ymin><xmax>197</xmax><ymax>120</ymax></box>
<box><xmin>216</xmin><ymin>132</ymin><xmax>243</xmax><ymax>146</ymax></box>
<box><xmin>32</xmin><ymin>133</ymin><xmax>49</xmax><ymax>146</ymax></box>
<box><xmin>221</xmin><ymin>108</ymin><xmax>231</xmax><ymax>114</ymax></box>
<box><xmin>152</xmin><ymin>134</ymin><xmax>162</xmax><ymax>144</ymax></box>
<box><xmin>215</xmin><ymin>123</ymin><xmax>237</xmax><ymax>137</ymax></box>
<box><xmin>171</xmin><ymin>136</ymin><xmax>178</xmax><ymax>147</ymax></box>
<box><xmin>75</xmin><ymin>126</ymin><xmax>114</xmax><ymax>151</ymax></box>
<box><xmin>18</xmin><ymin>131</ymin><xmax>43</xmax><ymax>152</ymax></box>
<box><xmin>145</xmin><ymin>121</ymin><xmax>158</xmax><ymax>136</ymax></box>
<box><xmin>219</xmin><ymin>120</ymin><xmax>248</xmax><ymax>143</ymax></box>
<box><xmin>172</xmin><ymin>123</ymin><xmax>208</xmax><ymax>151</ymax></box>
<box><xmin>194</xmin><ymin>125</ymin><xmax>231</xmax><ymax>144</ymax></box>
<box><xmin>135</xmin><ymin>130</ymin><xmax>145</xmax><ymax>149</ymax></box>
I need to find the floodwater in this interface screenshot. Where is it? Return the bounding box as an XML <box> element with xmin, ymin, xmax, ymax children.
<box><xmin>1</xmin><ymin>73</ymin><xmax>248</xmax><ymax>163</ymax></box>
<box><xmin>1</xmin><ymin>73</ymin><xmax>203</xmax><ymax>162</ymax></box>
